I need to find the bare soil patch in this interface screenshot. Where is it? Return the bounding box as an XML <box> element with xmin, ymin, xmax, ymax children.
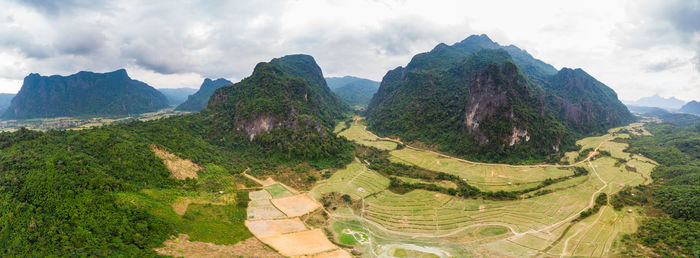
<box><xmin>250</xmin><ymin>190</ymin><xmax>273</xmax><ymax>200</ymax></box>
<box><xmin>259</xmin><ymin>229</ymin><xmax>338</xmax><ymax>257</ymax></box>
<box><xmin>247</xmin><ymin>199</ymin><xmax>286</xmax><ymax>220</ymax></box>
<box><xmin>271</xmin><ymin>194</ymin><xmax>321</xmax><ymax>217</ymax></box>
<box><xmin>155</xmin><ymin>234</ymin><xmax>281</xmax><ymax>258</ymax></box>
<box><xmin>245</xmin><ymin>218</ymin><xmax>307</xmax><ymax>237</ymax></box>
<box><xmin>150</xmin><ymin>145</ymin><xmax>201</xmax><ymax>180</ymax></box>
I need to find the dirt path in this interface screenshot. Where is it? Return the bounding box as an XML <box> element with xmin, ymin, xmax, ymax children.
<box><xmin>559</xmin><ymin>205</ymin><xmax>608</xmax><ymax>257</ymax></box>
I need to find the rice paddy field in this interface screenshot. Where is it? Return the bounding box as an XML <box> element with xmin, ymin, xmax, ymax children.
<box><xmin>316</xmin><ymin>119</ymin><xmax>655</xmax><ymax>257</ymax></box>
<box><xmin>309</xmin><ymin>158</ymin><xmax>390</xmax><ymax>200</ymax></box>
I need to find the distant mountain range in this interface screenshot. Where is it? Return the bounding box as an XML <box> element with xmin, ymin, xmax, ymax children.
<box><xmin>158</xmin><ymin>88</ymin><xmax>198</xmax><ymax>106</ymax></box>
<box><xmin>2</xmin><ymin>69</ymin><xmax>169</xmax><ymax>119</ymax></box>
<box><xmin>626</xmin><ymin>94</ymin><xmax>686</xmax><ymax>110</ymax></box>
<box><xmin>0</xmin><ymin>93</ymin><xmax>15</xmax><ymax>114</ymax></box>
<box><xmin>680</xmin><ymin>101</ymin><xmax>700</xmax><ymax>115</ymax></box>
<box><xmin>325</xmin><ymin>76</ymin><xmax>379</xmax><ymax>107</ymax></box>
<box><xmin>366</xmin><ymin>34</ymin><xmax>633</xmax><ymax>163</ymax></box>
<box><xmin>176</xmin><ymin>78</ymin><xmax>233</xmax><ymax>112</ymax></box>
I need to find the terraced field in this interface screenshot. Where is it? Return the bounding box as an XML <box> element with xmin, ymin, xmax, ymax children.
<box><xmin>309</xmin><ymin>158</ymin><xmax>390</xmax><ymax>200</ymax></box>
<box><xmin>390</xmin><ymin>148</ymin><xmax>574</xmax><ymax>191</ymax></box>
<box><xmin>322</xmin><ymin>119</ymin><xmax>655</xmax><ymax>257</ymax></box>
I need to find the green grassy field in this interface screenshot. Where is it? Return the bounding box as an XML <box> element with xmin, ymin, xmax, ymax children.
<box><xmin>265</xmin><ymin>184</ymin><xmax>293</xmax><ymax>198</ymax></box>
<box><xmin>309</xmin><ymin>158</ymin><xmax>390</xmax><ymax>200</ymax></box>
<box><xmin>389</xmin><ymin>147</ymin><xmax>573</xmax><ymax>189</ymax></box>
<box><xmin>115</xmin><ymin>189</ymin><xmax>251</xmax><ymax>245</ymax></box>
<box><xmin>317</xmin><ymin>120</ymin><xmax>655</xmax><ymax>257</ymax></box>
<box><xmin>337</xmin><ymin>120</ymin><xmax>398</xmax><ymax>150</ymax></box>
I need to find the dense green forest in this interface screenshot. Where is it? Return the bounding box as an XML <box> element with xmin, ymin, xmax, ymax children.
<box><xmin>621</xmin><ymin>112</ymin><xmax>700</xmax><ymax>256</ymax></box>
<box><xmin>0</xmin><ymin>55</ymin><xmax>355</xmax><ymax>256</ymax></box>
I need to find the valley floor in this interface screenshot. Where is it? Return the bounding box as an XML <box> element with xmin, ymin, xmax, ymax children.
<box><xmin>304</xmin><ymin>118</ymin><xmax>656</xmax><ymax>257</ymax></box>
<box><xmin>149</xmin><ymin>118</ymin><xmax>656</xmax><ymax>257</ymax></box>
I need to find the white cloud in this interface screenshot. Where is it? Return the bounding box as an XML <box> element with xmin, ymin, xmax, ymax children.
<box><xmin>0</xmin><ymin>0</ymin><xmax>697</xmax><ymax>100</ymax></box>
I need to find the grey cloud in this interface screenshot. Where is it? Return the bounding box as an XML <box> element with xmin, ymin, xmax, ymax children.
<box><xmin>15</xmin><ymin>0</ymin><xmax>114</xmax><ymax>16</ymax></box>
<box><xmin>53</xmin><ymin>28</ymin><xmax>107</xmax><ymax>55</ymax></box>
<box><xmin>660</xmin><ymin>0</ymin><xmax>700</xmax><ymax>35</ymax></box>
<box><xmin>0</xmin><ymin>28</ymin><xmax>53</xmax><ymax>58</ymax></box>
<box><xmin>645</xmin><ymin>58</ymin><xmax>687</xmax><ymax>72</ymax></box>
<box><xmin>619</xmin><ymin>0</ymin><xmax>700</xmax><ymax>73</ymax></box>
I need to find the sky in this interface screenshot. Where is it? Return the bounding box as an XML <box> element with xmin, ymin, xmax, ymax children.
<box><xmin>0</xmin><ymin>0</ymin><xmax>698</xmax><ymax>101</ymax></box>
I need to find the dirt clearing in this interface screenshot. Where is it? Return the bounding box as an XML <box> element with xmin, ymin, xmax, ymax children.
<box><xmin>259</xmin><ymin>229</ymin><xmax>339</xmax><ymax>257</ymax></box>
<box><xmin>155</xmin><ymin>234</ymin><xmax>281</xmax><ymax>257</ymax></box>
<box><xmin>247</xmin><ymin>199</ymin><xmax>286</xmax><ymax>220</ymax></box>
<box><xmin>271</xmin><ymin>194</ymin><xmax>321</xmax><ymax>217</ymax></box>
<box><xmin>245</xmin><ymin>218</ymin><xmax>307</xmax><ymax>237</ymax></box>
<box><xmin>150</xmin><ymin>145</ymin><xmax>201</xmax><ymax>180</ymax></box>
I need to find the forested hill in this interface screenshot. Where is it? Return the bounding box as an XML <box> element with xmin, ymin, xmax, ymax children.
<box><xmin>0</xmin><ymin>54</ymin><xmax>354</xmax><ymax>256</ymax></box>
<box><xmin>3</xmin><ymin>69</ymin><xmax>169</xmax><ymax>119</ymax></box>
<box><xmin>325</xmin><ymin>76</ymin><xmax>380</xmax><ymax>107</ymax></box>
<box><xmin>367</xmin><ymin>34</ymin><xmax>633</xmax><ymax>163</ymax></box>
<box><xmin>204</xmin><ymin>54</ymin><xmax>352</xmax><ymax>161</ymax></box>
<box><xmin>175</xmin><ymin>78</ymin><xmax>232</xmax><ymax>111</ymax></box>
<box><xmin>622</xmin><ymin>111</ymin><xmax>700</xmax><ymax>256</ymax></box>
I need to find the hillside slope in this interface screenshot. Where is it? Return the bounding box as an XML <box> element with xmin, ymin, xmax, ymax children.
<box><xmin>367</xmin><ymin>35</ymin><xmax>633</xmax><ymax>163</ymax></box>
<box><xmin>175</xmin><ymin>78</ymin><xmax>232</xmax><ymax>111</ymax></box>
<box><xmin>3</xmin><ymin>69</ymin><xmax>169</xmax><ymax>119</ymax></box>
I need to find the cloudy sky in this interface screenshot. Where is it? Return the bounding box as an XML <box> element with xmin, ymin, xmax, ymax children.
<box><xmin>0</xmin><ymin>0</ymin><xmax>698</xmax><ymax>101</ymax></box>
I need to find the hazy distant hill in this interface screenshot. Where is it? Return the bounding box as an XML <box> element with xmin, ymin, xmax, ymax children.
<box><xmin>627</xmin><ymin>94</ymin><xmax>686</xmax><ymax>110</ymax></box>
<box><xmin>0</xmin><ymin>93</ymin><xmax>15</xmax><ymax>114</ymax></box>
<box><xmin>680</xmin><ymin>101</ymin><xmax>700</xmax><ymax>115</ymax></box>
<box><xmin>175</xmin><ymin>78</ymin><xmax>232</xmax><ymax>112</ymax></box>
<box><xmin>627</xmin><ymin>105</ymin><xmax>668</xmax><ymax>114</ymax></box>
<box><xmin>325</xmin><ymin>76</ymin><xmax>379</xmax><ymax>107</ymax></box>
<box><xmin>158</xmin><ymin>88</ymin><xmax>198</xmax><ymax>106</ymax></box>
<box><xmin>3</xmin><ymin>69</ymin><xmax>169</xmax><ymax>119</ymax></box>
<box><xmin>367</xmin><ymin>34</ymin><xmax>633</xmax><ymax>163</ymax></box>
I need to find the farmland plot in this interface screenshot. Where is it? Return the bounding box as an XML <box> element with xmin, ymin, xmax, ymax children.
<box><xmin>318</xmin><ymin>119</ymin><xmax>655</xmax><ymax>257</ymax></box>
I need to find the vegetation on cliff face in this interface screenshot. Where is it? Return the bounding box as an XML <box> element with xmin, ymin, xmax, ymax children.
<box><xmin>367</xmin><ymin>34</ymin><xmax>633</xmax><ymax>163</ymax></box>
<box><xmin>205</xmin><ymin>55</ymin><xmax>352</xmax><ymax>164</ymax></box>
<box><xmin>175</xmin><ymin>78</ymin><xmax>233</xmax><ymax>112</ymax></box>
<box><xmin>3</xmin><ymin>69</ymin><xmax>169</xmax><ymax>119</ymax></box>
